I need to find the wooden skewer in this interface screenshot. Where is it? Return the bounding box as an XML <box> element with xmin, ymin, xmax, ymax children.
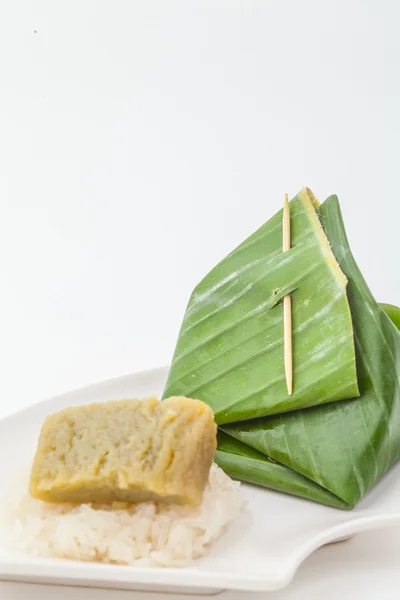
<box><xmin>283</xmin><ymin>193</ymin><xmax>293</xmax><ymax>395</ymax></box>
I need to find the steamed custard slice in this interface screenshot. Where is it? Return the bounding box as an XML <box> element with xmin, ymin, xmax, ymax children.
<box><xmin>29</xmin><ymin>396</ymin><xmax>217</xmax><ymax>507</ymax></box>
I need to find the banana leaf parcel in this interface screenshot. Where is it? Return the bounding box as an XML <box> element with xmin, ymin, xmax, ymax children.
<box><xmin>220</xmin><ymin>196</ymin><xmax>400</xmax><ymax>508</ymax></box>
<box><xmin>163</xmin><ymin>190</ymin><xmax>400</xmax><ymax>509</ymax></box>
<box><xmin>163</xmin><ymin>189</ymin><xmax>359</xmax><ymax>422</ymax></box>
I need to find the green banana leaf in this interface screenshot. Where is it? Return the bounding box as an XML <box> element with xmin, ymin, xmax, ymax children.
<box><xmin>216</xmin><ymin>303</ymin><xmax>399</xmax><ymax>511</ymax></box>
<box><xmin>380</xmin><ymin>303</ymin><xmax>400</xmax><ymax>330</ymax></box>
<box><xmin>215</xmin><ymin>431</ymin><xmax>350</xmax><ymax>509</ymax></box>
<box><xmin>163</xmin><ymin>189</ymin><xmax>359</xmax><ymax>422</ymax></box>
<box><xmin>222</xmin><ymin>196</ymin><xmax>400</xmax><ymax>508</ymax></box>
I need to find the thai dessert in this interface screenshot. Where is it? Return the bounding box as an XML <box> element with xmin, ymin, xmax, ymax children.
<box><xmin>164</xmin><ymin>189</ymin><xmax>400</xmax><ymax>510</ymax></box>
<box><xmin>10</xmin><ymin>186</ymin><xmax>400</xmax><ymax>567</ymax></box>
<box><xmin>13</xmin><ymin>397</ymin><xmax>242</xmax><ymax>566</ymax></box>
<box><xmin>30</xmin><ymin>396</ymin><xmax>217</xmax><ymax>506</ymax></box>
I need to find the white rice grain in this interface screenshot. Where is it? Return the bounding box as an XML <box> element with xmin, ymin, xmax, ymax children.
<box><xmin>7</xmin><ymin>465</ymin><xmax>243</xmax><ymax>567</ymax></box>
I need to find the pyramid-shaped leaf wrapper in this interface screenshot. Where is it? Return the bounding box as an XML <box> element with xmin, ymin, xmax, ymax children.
<box><xmin>222</xmin><ymin>196</ymin><xmax>400</xmax><ymax>508</ymax></box>
<box><xmin>163</xmin><ymin>189</ymin><xmax>359</xmax><ymax>423</ymax></box>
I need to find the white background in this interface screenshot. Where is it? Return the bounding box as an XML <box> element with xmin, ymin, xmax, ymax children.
<box><xmin>0</xmin><ymin>1</ymin><xmax>399</xmax><ymax>598</ymax></box>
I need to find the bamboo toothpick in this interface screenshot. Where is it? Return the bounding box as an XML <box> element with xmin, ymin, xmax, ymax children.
<box><xmin>283</xmin><ymin>194</ymin><xmax>293</xmax><ymax>395</ymax></box>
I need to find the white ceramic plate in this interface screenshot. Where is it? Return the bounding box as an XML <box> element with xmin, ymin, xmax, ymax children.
<box><xmin>1</xmin><ymin>366</ymin><xmax>400</xmax><ymax>595</ymax></box>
